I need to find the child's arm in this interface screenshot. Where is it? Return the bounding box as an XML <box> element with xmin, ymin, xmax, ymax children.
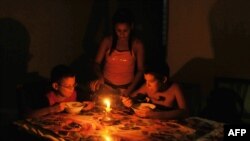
<box><xmin>27</xmin><ymin>103</ymin><xmax>65</xmax><ymax>118</ymax></box>
<box><xmin>151</xmin><ymin>109</ymin><xmax>188</xmax><ymax>119</ymax></box>
<box><xmin>121</xmin><ymin>84</ymin><xmax>147</xmax><ymax>108</ymax></box>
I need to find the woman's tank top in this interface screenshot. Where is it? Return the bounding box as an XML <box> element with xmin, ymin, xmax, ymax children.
<box><xmin>103</xmin><ymin>49</ymin><xmax>135</xmax><ymax>85</ymax></box>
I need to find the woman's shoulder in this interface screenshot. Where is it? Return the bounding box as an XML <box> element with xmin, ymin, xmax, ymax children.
<box><xmin>99</xmin><ymin>36</ymin><xmax>112</xmax><ymax>51</ymax></box>
<box><xmin>133</xmin><ymin>38</ymin><xmax>143</xmax><ymax>46</ymax></box>
<box><xmin>132</xmin><ymin>38</ymin><xmax>144</xmax><ymax>53</ymax></box>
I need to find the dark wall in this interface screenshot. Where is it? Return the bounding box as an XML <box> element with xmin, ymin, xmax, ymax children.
<box><xmin>171</xmin><ymin>0</ymin><xmax>250</xmax><ymax>113</ymax></box>
<box><xmin>0</xmin><ymin>0</ymin><xmax>164</xmax><ymax>128</ymax></box>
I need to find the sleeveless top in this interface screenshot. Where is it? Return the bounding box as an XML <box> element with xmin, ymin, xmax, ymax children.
<box><xmin>46</xmin><ymin>90</ymin><xmax>77</xmax><ymax>106</ymax></box>
<box><xmin>103</xmin><ymin>49</ymin><xmax>135</xmax><ymax>86</ymax></box>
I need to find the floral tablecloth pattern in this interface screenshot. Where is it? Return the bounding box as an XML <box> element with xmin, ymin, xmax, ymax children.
<box><xmin>14</xmin><ymin>108</ymin><xmax>224</xmax><ymax>141</ymax></box>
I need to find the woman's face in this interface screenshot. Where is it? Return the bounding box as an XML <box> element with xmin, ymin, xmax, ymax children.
<box><xmin>144</xmin><ymin>74</ymin><xmax>160</xmax><ymax>93</ymax></box>
<box><xmin>115</xmin><ymin>23</ymin><xmax>131</xmax><ymax>40</ymax></box>
<box><xmin>57</xmin><ymin>76</ymin><xmax>76</xmax><ymax>97</ymax></box>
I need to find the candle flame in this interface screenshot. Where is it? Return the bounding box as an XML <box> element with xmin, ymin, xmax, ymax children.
<box><xmin>104</xmin><ymin>98</ymin><xmax>111</xmax><ymax>112</ymax></box>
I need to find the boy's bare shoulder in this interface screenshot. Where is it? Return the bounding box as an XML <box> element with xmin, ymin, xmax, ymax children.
<box><xmin>169</xmin><ymin>83</ymin><xmax>182</xmax><ymax>91</ymax></box>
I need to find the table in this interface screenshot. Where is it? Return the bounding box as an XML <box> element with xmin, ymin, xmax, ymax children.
<box><xmin>14</xmin><ymin>108</ymin><xmax>224</xmax><ymax>141</ymax></box>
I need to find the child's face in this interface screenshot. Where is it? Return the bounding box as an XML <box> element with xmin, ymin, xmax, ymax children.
<box><xmin>57</xmin><ymin>76</ymin><xmax>76</xmax><ymax>97</ymax></box>
<box><xmin>115</xmin><ymin>23</ymin><xmax>131</xmax><ymax>41</ymax></box>
<box><xmin>144</xmin><ymin>74</ymin><xmax>160</xmax><ymax>94</ymax></box>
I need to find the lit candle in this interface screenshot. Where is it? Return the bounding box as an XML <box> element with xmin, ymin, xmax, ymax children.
<box><xmin>104</xmin><ymin>98</ymin><xmax>111</xmax><ymax>112</ymax></box>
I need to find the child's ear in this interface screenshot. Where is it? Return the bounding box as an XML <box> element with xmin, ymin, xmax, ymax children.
<box><xmin>52</xmin><ymin>82</ymin><xmax>59</xmax><ymax>90</ymax></box>
<box><xmin>163</xmin><ymin>76</ymin><xmax>167</xmax><ymax>83</ymax></box>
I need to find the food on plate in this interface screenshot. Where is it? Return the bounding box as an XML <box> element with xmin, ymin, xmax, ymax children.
<box><xmin>139</xmin><ymin>103</ymin><xmax>156</xmax><ymax>109</ymax></box>
<box><xmin>132</xmin><ymin>103</ymin><xmax>156</xmax><ymax>112</ymax></box>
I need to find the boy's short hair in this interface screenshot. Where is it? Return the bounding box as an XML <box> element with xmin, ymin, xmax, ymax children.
<box><xmin>144</xmin><ymin>62</ymin><xmax>170</xmax><ymax>81</ymax></box>
<box><xmin>50</xmin><ymin>64</ymin><xmax>75</xmax><ymax>83</ymax></box>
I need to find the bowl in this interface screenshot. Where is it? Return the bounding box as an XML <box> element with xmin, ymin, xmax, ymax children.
<box><xmin>139</xmin><ymin>103</ymin><xmax>156</xmax><ymax>109</ymax></box>
<box><xmin>65</xmin><ymin>102</ymin><xmax>84</xmax><ymax>114</ymax></box>
<box><xmin>132</xmin><ymin>103</ymin><xmax>156</xmax><ymax>113</ymax></box>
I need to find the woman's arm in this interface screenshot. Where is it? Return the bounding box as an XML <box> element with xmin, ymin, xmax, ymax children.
<box><xmin>94</xmin><ymin>37</ymin><xmax>110</xmax><ymax>79</ymax></box>
<box><xmin>125</xmin><ymin>40</ymin><xmax>144</xmax><ymax>96</ymax></box>
<box><xmin>90</xmin><ymin>37</ymin><xmax>110</xmax><ymax>92</ymax></box>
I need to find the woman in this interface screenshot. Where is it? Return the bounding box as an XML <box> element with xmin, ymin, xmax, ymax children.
<box><xmin>90</xmin><ymin>8</ymin><xmax>144</xmax><ymax>97</ymax></box>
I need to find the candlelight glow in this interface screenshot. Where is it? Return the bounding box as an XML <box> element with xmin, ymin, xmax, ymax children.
<box><xmin>104</xmin><ymin>98</ymin><xmax>111</xmax><ymax>112</ymax></box>
<box><xmin>103</xmin><ymin>134</ymin><xmax>112</xmax><ymax>141</ymax></box>
<box><xmin>101</xmin><ymin>129</ymin><xmax>113</xmax><ymax>141</ymax></box>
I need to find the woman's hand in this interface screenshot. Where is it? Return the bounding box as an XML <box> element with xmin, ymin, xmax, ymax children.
<box><xmin>121</xmin><ymin>96</ymin><xmax>133</xmax><ymax>108</ymax></box>
<box><xmin>89</xmin><ymin>78</ymin><xmax>104</xmax><ymax>92</ymax></box>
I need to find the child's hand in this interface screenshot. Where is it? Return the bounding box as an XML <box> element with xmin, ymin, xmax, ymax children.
<box><xmin>82</xmin><ymin>101</ymin><xmax>95</xmax><ymax>111</ymax></box>
<box><xmin>53</xmin><ymin>103</ymin><xmax>66</xmax><ymax>113</ymax></box>
<box><xmin>134</xmin><ymin>107</ymin><xmax>151</xmax><ymax>118</ymax></box>
<box><xmin>121</xmin><ymin>96</ymin><xmax>133</xmax><ymax>108</ymax></box>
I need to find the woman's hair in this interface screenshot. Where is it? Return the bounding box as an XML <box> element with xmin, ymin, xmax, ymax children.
<box><xmin>50</xmin><ymin>64</ymin><xmax>76</xmax><ymax>83</ymax></box>
<box><xmin>110</xmin><ymin>8</ymin><xmax>135</xmax><ymax>55</ymax></box>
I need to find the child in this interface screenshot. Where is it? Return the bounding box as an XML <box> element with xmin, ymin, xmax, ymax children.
<box><xmin>122</xmin><ymin>63</ymin><xmax>188</xmax><ymax>119</ymax></box>
<box><xmin>27</xmin><ymin>64</ymin><xmax>94</xmax><ymax>118</ymax></box>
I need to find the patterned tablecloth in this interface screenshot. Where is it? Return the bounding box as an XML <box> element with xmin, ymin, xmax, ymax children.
<box><xmin>14</xmin><ymin>108</ymin><xmax>224</xmax><ymax>141</ymax></box>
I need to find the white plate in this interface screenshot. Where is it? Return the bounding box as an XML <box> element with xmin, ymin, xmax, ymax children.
<box><xmin>65</xmin><ymin>102</ymin><xmax>83</xmax><ymax>114</ymax></box>
<box><xmin>132</xmin><ymin>103</ymin><xmax>156</xmax><ymax>111</ymax></box>
<box><xmin>140</xmin><ymin>103</ymin><xmax>156</xmax><ymax>109</ymax></box>
<box><xmin>65</xmin><ymin>102</ymin><xmax>83</xmax><ymax>108</ymax></box>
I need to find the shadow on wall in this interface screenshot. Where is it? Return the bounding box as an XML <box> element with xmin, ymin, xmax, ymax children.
<box><xmin>70</xmin><ymin>0</ymin><xmax>110</xmax><ymax>85</ymax></box>
<box><xmin>172</xmin><ymin>0</ymin><xmax>250</xmax><ymax>111</ymax></box>
<box><xmin>0</xmin><ymin>18</ymin><xmax>46</xmax><ymax>127</ymax></box>
<box><xmin>0</xmin><ymin>18</ymin><xmax>30</xmax><ymax>121</ymax></box>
